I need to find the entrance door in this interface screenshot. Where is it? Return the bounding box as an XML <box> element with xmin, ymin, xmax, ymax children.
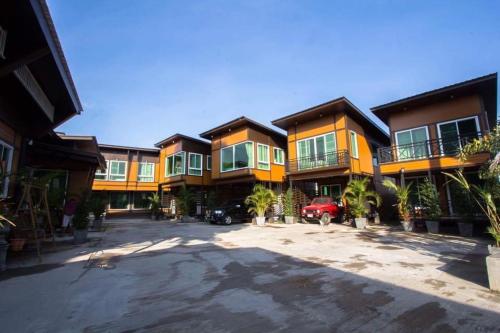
<box><xmin>320</xmin><ymin>184</ymin><xmax>342</xmax><ymax>203</ymax></box>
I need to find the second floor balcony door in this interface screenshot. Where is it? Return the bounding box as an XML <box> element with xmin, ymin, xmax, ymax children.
<box><xmin>395</xmin><ymin>127</ymin><xmax>429</xmax><ymax>161</ymax></box>
<box><xmin>438</xmin><ymin>117</ymin><xmax>480</xmax><ymax>156</ymax></box>
<box><xmin>297</xmin><ymin>133</ymin><xmax>336</xmax><ymax>170</ymax></box>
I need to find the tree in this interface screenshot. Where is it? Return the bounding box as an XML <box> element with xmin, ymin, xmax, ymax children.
<box><xmin>343</xmin><ymin>177</ymin><xmax>381</xmax><ymax>218</ymax></box>
<box><xmin>245</xmin><ymin>184</ymin><xmax>276</xmax><ymax>217</ymax></box>
<box><xmin>176</xmin><ymin>186</ymin><xmax>194</xmax><ymax>217</ymax></box>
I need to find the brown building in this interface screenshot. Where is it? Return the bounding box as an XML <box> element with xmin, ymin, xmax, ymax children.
<box><xmin>272</xmin><ymin>97</ymin><xmax>389</xmax><ymax>208</ymax></box>
<box><xmin>372</xmin><ymin>73</ymin><xmax>497</xmax><ymax>216</ymax></box>
<box><xmin>155</xmin><ymin>134</ymin><xmax>212</xmax><ymax>216</ymax></box>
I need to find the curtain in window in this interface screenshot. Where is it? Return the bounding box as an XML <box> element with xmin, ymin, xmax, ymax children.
<box><xmin>257</xmin><ymin>145</ymin><xmax>269</xmax><ymax>169</ymax></box>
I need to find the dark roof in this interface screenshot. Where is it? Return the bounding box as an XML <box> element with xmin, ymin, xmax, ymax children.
<box><xmin>199</xmin><ymin>116</ymin><xmax>287</xmax><ymax>141</ymax></box>
<box><xmin>99</xmin><ymin>144</ymin><xmax>159</xmax><ymax>153</ymax></box>
<box><xmin>371</xmin><ymin>73</ymin><xmax>498</xmax><ymax>126</ymax></box>
<box><xmin>155</xmin><ymin>133</ymin><xmax>211</xmax><ymax>148</ymax></box>
<box><xmin>272</xmin><ymin>97</ymin><xmax>389</xmax><ymax>144</ymax></box>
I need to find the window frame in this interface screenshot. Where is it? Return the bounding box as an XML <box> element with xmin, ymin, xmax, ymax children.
<box><xmin>165</xmin><ymin>151</ymin><xmax>186</xmax><ymax>177</ymax></box>
<box><xmin>108</xmin><ymin>160</ymin><xmax>127</xmax><ymax>182</ymax></box>
<box><xmin>137</xmin><ymin>161</ymin><xmax>155</xmax><ymax>182</ymax></box>
<box><xmin>220</xmin><ymin>141</ymin><xmax>255</xmax><ymax>173</ymax></box>
<box><xmin>206</xmin><ymin>155</ymin><xmax>212</xmax><ymax>170</ymax></box>
<box><xmin>257</xmin><ymin>143</ymin><xmax>270</xmax><ymax>170</ymax></box>
<box><xmin>436</xmin><ymin>116</ymin><xmax>481</xmax><ymax>156</ymax></box>
<box><xmin>0</xmin><ymin>140</ymin><xmax>14</xmax><ymax>198</ymax></box>
<box><xmin>296</xmin><ymin>132</ymin><xmax>337</xmax><ymax>159</ymax></box>
<box><xmin>188</xmin><ymin>152</ymin><xmax>203</xmax><ymax>176</ymax></box>
<box><xmin>94</xmin><ymin>160</ymin><xmax>109</xmax><ymax>181</ymax></box>
<box><xmin>273</xmin><ymin>147</ymin><xmax>285</xmax><ymax>165</ymax></box>
<box><xmin>394</xmin><ymin>126</ymin><xmax>430</xmax><ymax>161</ymax></box>
<box><xmin>349</xmin><ymin>131</ymin><xmax>359</xmax><ymax>159</ymax></box>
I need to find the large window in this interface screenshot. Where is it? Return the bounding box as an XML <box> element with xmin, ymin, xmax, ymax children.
<box><xmin>206</xmin><ymin>155</ymin><xmax>212</xmax><ymax>170</ymax></box>
<box><xmin>0</xmin><ymin>140</ymin><xmax>13</xmax><ymax>197</ymax></box>
<box><xmin>438</xmin><ymin>116</ymin><xmax>480</xmax><ymax>155</ymax></box>
<box><xmin>297</xmin><ymin>132</ymin><xmax>336</xmax><ymax>170</ymax></box>
<box><xmin>94</xmin><ymin>161</ymin><xmax>108</xmax><ymax>180</ymax></box>
<box><xmin>133</xmin><ymin>192</ymin><xmax>153</xmax><ymax>209</ymax></box>
<box><xmin>350</xmin><ymin>131</ymin><xmax>359</xmax><ymax>159</ymax></box>
<box><xmin>109</xmin><ymin>160</ymin><xmax>127</xmax><ymax>181</ymax></box>
<box><xmin>109</xmin><ymin>192</ymin><xmax>128</xmax><ymax>209</ymax></box>
<box><xmin>165</xmin><ymin>151</ymin><xmax>186</xmax><ymax>176</ymax></box>
<box><xmin>257</xmin><ymin>144</ymin><xmax>270</xmax><ymax>170</ymax></box>
<box><xmin>188</xmin><ymin>153</ymin><xmax>203</xmax><ymax>176</ymax></box>
<box><xmin>273</xmin><ymin>147</ymin><xmax>284</xmax><ymax>165</ymax></box>
<box><xmin>395</xmin><ymin>127</ymin><xmax>429</xmax><ymax>161</ymax></box>
<box><xmin>321</xmin><ymin>184</ymin><xmax>342</xmax><ymax>203</ymax></box>
<box><xmin>221</xmin><ymin>141</ymin><xmax>254</xmax><ymax>172</ymax></box>
<box><xmin>138</xmin><ymin>162</ymin><xmax>155</xmax><ymax>182</ymax></box>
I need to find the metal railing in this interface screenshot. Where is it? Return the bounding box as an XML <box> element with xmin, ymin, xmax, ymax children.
<box><xmin>287</xmin><ymin>150</ymin><xmax>350</xmax><ymax>173</ymax></box>
<box><xmin>377</xmin><ymin>133</ymin><xmax>484</xmax><ymax>164</ymax></box>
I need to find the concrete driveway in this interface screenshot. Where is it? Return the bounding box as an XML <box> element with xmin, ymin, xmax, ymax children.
<box><xmin>1</xmin><ymin>220</ymin><xmax>499</xmax><ymax>332</ymax></box>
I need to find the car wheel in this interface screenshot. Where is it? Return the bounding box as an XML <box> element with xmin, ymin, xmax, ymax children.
<box><xmin>320</xmin><ymin>213</ymin><xmax>331</xmax><ymax>226</ymax></box>
<box><xmin>224</xmin><ymin>216</ymin><xmax>232</xmax><ymax>225</ymax></box>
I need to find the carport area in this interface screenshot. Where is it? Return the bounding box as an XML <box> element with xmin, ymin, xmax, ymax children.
<box><xmin>1</xmin><ymin>220</ymin><xmax>499</xmax><ymax>332</ymax></box>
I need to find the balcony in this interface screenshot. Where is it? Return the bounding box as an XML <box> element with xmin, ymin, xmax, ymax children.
<box><xmin>377</xmin><ymin>133</ymin><xmax>486</xmax><ymax>165</ymax></box>
<box><xmin>287</xmin><ymin>150</ymin><xmax>350</xmax><ymax>174</ymax></box>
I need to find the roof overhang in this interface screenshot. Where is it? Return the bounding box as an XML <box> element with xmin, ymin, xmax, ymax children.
<box><xmin>154</xmin><ymin>133</ymin><xmax>211</xmax><ymax>148</ymax></box>
<box><xmin>371</xmin><ymin>73</ymin><xmax>498</xmax><ymax>127</ymax></box>
<box><xmin>99</xmin><ymin>144</ymin><xmax>159</xmax><ymax>154</ymax></box>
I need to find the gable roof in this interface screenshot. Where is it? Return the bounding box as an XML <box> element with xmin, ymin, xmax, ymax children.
<box><xmin>272</xmin><ymin>97</ymin><xmax>389</xmax><ymax>144</ymax></box>
<box><xmin>371</xmin><ymin>73</ymin><xmax>498</xmax><ymax>126</ymax></box>
<box><xmin>199</xmin><ymin>116</ymin><xmax>287</xmax><ymax>141</ymax></box>
<box><xmin>154</xmin><ymin>133</ymin><xmax>210</xmax><ymax>148</ymax></box>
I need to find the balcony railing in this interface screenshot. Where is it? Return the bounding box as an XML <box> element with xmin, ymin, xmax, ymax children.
<box><xmin>377</xmin><ymin>133</ymin><xmax>484</xmax><ymax>164</ymax></box>
<box><xmin>287</xmin><ymin>150</ymin><xmax>350</xmax><ymax>174</ymax></box>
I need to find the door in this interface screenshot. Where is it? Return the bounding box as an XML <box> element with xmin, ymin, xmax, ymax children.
<box><xmin>438</xmin><ymin>117</ymin><xmax>480</xmax><ymax>155</ymax></box>
<box><xmin>395</xmin><ymin>127</ymin><xmax>429</xmax><ymax>161</ymax></box>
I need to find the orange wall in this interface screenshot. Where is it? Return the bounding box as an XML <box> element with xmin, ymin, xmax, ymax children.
<box><xmin>210</xmin><ymin>127</ymin><xmax>286</xmax><ymax>183</ymax></box>
<box><xmin>92</xmin><ymin>159</ymin><xmax>160</xmax><ymax>191</ymax></box>
<box><xmin>345</xmin><ymin>115</ymin><xmax>375</xmax><ymax>175</ymax></box>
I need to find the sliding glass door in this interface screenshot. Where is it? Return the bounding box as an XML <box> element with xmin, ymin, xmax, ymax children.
<box><xmin>297</xmin><ymin>133</ymin><xmax>336</xmax><ymax>170</ymax></box>
<box><xmin>438</xmin><ymin>117</ymin><xmax>479</xmax><ymax>155</ymax></box>
<box><xmin>395</xmin><ymin>127</ymin><xmax>429</xmax><ymax>161</ymax></box>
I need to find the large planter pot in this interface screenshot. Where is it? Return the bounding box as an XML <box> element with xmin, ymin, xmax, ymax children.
<box><xmin>488</xmin><ymin>245</ymin><xmax>500</xmax><ymax>256</ymax></box>
<box><xmin>401</xmin><ymin>220</ymin><xmax>415</xmax><ymax>232</ymax></box>
<box><xmin>486</xmin><ymin>254</ymin><xmax>500</xmax><ymax>292</ymax></box>
<box><xmin>73</xmin><ymin>229</ymin><xmax>88</xmax><ymax>244</ymax></box>
<box><xmin>0</xmin><ymin>237</ymin><xmax>9</xmax><ymax>271</ymax></box>
<box><xmin>285</xmin><ymin>216</ymin><xmax>295</xmax><ymax>224</ymax></box>
<box><xmin>425</xmin><ymin>220</ymin><xmax>439</xmax><ymax>234</ymax></box>
<box><xmin>354</xmin><ymin>217</ymin><xmax>367</xmax><ymax>229</ymax></box>
<box><xmin>256</xmin><ymin>216</ymin><xmax>266</xmax><ymax>226</ymax></box>
<box><xmin>458</xmin><ymin>222</ymin><xmax>473</xmax><ymax>237</ymax></box>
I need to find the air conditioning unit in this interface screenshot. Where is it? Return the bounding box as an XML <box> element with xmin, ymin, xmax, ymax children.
<box><xmin>0</xmin><ymin>26</ymin><xmax>6</xmax><ymax>59</ymax></box>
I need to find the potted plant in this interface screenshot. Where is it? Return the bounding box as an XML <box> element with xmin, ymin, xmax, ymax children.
<box><xmin>175</xmin><ymin>186</ymin><xmax>195</xmax><ymax>221</ymax></box>
<box><xmin>245</xmin><ymin>184</ymin><xmax>276</xmax><ymax>226</ymax></box>
<box><xmin>283</xmin><ymin>188</ymin><xmax>295</xmax><ymax>224</ymax></box>
<box><xmin>72</xmin><ymin>199</ymin><xmax>90</xmax><ymax>244</ymax></box>
<box><xmin>382</xmin><ymin>179</ymin><xmax>414</xmax><ymax>231</ymax></box>
<box><xmin>89</xmin><ymin>195</ymin><xmax>106</xmax><ymax>231</ymax></box>
<box><xmin>418</xmin><ymin>178</ymin><xmax>442</xmax><ymax>234</ymax></box>
<box><xmin>148</xmin><ymin>193</ymin><xmax>161</xmax><ymax>220</ymax></box>
<box><xmin>448</xmin><ymin>181</ymin><xmax>476</xmax><ymax>237</ymax></box>
<box><xmin>343</xmin><ymin>177</ymin><xmax>381</xmax><ymax>229</ymax></box>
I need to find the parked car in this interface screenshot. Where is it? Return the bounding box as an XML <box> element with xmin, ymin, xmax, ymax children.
<box><xmin>301</xmin><ymin>197</ymin><xmax>344</xmax><ymax>225</ymax></box>
<box><xmin>208</xmin><ymin>200</ymin><xmax>252</xmax><ymax>225</ymax></box>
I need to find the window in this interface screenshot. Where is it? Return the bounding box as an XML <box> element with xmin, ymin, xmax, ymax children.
<box><xmin>206</xmin><ymin>155</ymin><xmax>212</xmax><ymax>170</ymax></box>
<box><xmin>320</xmin><ymin>184</ymin><xmax>342</xmax><ymax>203</ymax></box>
<box><xmin>165</xmin><ymin>151</ymin><xmax>186</xmax><ymax>176</ymax></box>
<box><xmin>109</xmin><ymin>161</ymin><xmax>127</xmax><ymax>181</ymax></box>
<box><xmin>395</xmin><ymin>127</ymin><xmax>429</xmax><ymax>161</ymax></box>
<box><xmin>438</xmin><ymin>116</ymin><xmax>480</xmax><ymax>155</ymax></box>
<box><xmin>297</xmin><ymin>132</ymin><xmax>337</xmax><ymax>170</ymax></box>
<box><xmin>257</xmin><ymin>144</ymin><xmax>270</xmax><ymax>170</ymax></box>
<box><xmin>221</xmin><ymin>141</ymin><xmax>254</xmax><ymax>172</ymax></box>
<box><xmin>350</xmin><ymin>131</ymin><xmax>359</xmax><ymax>159</ymax></box>
<box><xmin>0</xmin><ymin>140</ymin><xmax>14</xmax><ymax>197</ymax></box>
<box><xmin>133</xmin><ymin>192</ymin><xmax>153</xmax><ymax>209</ymax></box>
<box><xmin>138</xmin><ymin>162</ymin><xmax>155</xmax><ymax>182</ymax></box>
<box><xmin>94</xmin><ymin>161</ymin><xmax>108</xmax><ymax>180</ymax></box>
<box><xmin>109</xmin><ymin>192</ymin><xmax>128</xmax><ymax>209</ymax></box>
<box><xmin>273</xmin><ymin>148</ymin><xmax>284</xmax><ymax>165</ymax></box>
<box><xmin>188</xmin><ymin>153</ymin><xmax>203</xmax><ymax>176</ymax></box>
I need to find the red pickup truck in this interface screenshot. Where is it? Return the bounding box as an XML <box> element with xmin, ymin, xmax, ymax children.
<box><xmin>301</xmin><ymin>197</ymin><xmax>343</xmax><ymax>225</ymax></box>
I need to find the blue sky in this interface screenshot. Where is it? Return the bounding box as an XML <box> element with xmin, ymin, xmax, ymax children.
<box><xmin>49</xmin><ymin>0</ymin><xmax>500</xmax><ymax>148</ymax></box>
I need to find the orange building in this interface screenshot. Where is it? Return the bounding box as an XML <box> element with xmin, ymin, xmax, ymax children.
<box><xmin>200</xmin><ymin>117</ymin><xmax>287</xmax><ymax>201</ymax></box>
<box><xmin>372</xmin><ymin>73</ymin><xmax>497</xmax><ymax>216</ymax></box>
<box><xmin>272</xmin><ymin>97</ymin><xmax>389</xmax><ymax>206</ymax></box>
<box><xmin>155</xmin><ymin>134</ymin><xmax>212</xmax><ymax>216</ymax></box>
<box><xmin>92</xmin><ymin>144</ymin><xmax>160</xmax><ymax>213</ymax></box>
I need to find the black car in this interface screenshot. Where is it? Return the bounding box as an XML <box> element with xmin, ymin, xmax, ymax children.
<box><xmin>208</xmin><ymin>200</ymin><xmax>251</xmax><ymax>225</ymax></box>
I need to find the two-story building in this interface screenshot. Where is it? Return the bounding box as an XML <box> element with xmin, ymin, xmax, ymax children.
<box><xmin>199</xmin><ymin>117</ymin><xmax>287</xmax><ymax>202</ymax></box>
<box><xmin>372</xmin><ymin>73</ymin><xmax>497</xmax><ymax>216</ymax></box>
<box><xmin>155</xmin><ymin>134</ymin><xmax>212</xmax><ymax>216</ymax></box>
<box><xmin>272</xmin><ymin>97</ymin><xmax>389</xmax><ymax>210</ymax></box>
<box><xmin>92</xmin><ymin>144</ymin><xmax>160</xmax><ymax>213</ymax></box>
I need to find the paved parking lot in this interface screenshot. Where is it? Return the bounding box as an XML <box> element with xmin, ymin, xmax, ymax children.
<box><xmin>1</xmin><ymin>220</ymin><xmax>499</xmax><ymax>332</ymax></box>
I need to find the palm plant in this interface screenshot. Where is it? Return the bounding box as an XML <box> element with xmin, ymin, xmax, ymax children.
<box><xmin>245</xmin><ymin>184</ymin><xmax>276</xmax><ymax>217</ymax></box>
<box><xmin>382</xmin><ymin>179</ymin><xmax>413</xmax><ymax>222</ymax></box>
<box><xmin>176</xmin><ymin>186</ymin><xmax>194</xmax><ymax>217</ymax></box>
<box><xmin>444</xmin><ymin>171</ymin><xmax>500</xmax><ymax>247</ymax></box>
<box><xmin>148</xmin><ymin>193</ymin><xmax>161</xmax><ymax>218</ymax></box>
<box><xmin>343</xmin><ymin>178</ymin><xmax>381</xmax><ymax>218</ymax></box>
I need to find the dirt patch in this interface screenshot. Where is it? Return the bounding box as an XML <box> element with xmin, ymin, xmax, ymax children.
<box><xmin>391</xmin><ymin>302</ymin><xmax>447</xmax><ymax>331</ymax></box>
<box><xmin>305</xmin><ymin>232</ymin><xmax>319</xmax><ymax>235</ymax></box>
<box><xmin>280</xmin><ymin>238</ymin><xmax>294</xmax><ymax>245</ymax></box>
<box><xmin>0</xmin><ymin>263</ymin><xmax>65</xmax><ymax>281</ymax></box>
<box><xmin>376</xmin><ymin>245</ymin><xmax>402</xmax><ymax>250</ymax></box>
<box><xmin>85</xmin><ymin>252</ymin><xmax>122</xmax><ymax>270</ymax></box>
<box><xmin>424</xmin><ymin>279</ymin><xmax>447</xmax><ymax>290</ymax></box>
<box><xmin>397</xmin><ymin>262</ymin><xmax>424</xmax><ymax>269</ymax></box>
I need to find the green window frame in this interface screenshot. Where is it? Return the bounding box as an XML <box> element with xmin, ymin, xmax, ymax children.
<box><xmin>188</xmin><ymin>153</ymin><xmax>203</xmax><ymax>176</ymax></box>
<box><xmin>220</xmin><ymin>141</ymin><xmax>254</xmax><ymax>172</ymax></box>
<box><xmin>109</xmin><ymin>160</ymin><xmax>127</xmax><ymax>181</ymax></box>
<box><xmin>257</xmin><ymin>143</ymin><xmax>270</xmax><ymax>170</ymax></box>
<box><xmin>273</xmin><ymin>147</ymin><xmax>284</xmax><ymax>165</ymax></box>
<box><xmin>138</xmin><ymin>162</ymin><xmax>155</xmax><ymax>182</ymax></box>
<box><xmin>165</xmin><ymin>151</ymin><xmax>186</xmax><ymax>177</ymax></box>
